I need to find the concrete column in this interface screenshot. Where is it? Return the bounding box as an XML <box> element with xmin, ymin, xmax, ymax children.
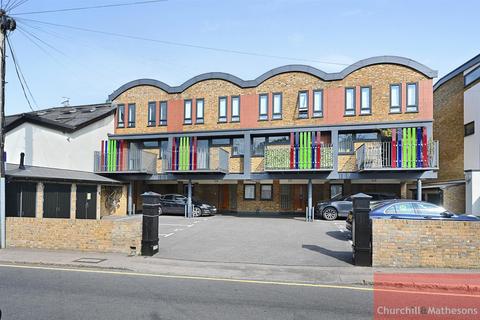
<box><xmin>70</xmin><ymin>184</ymin><xmax>77</xmax><ymax>219</ymax></box>
<box><xmin>331</xmin><ymin>130</ymin><xmax>339</xmax><ymax>175</ymax></box>
<box><xmin>400</xmin><ymin>181</ymin><xmax>408</xmax><ymax>199</ymax></box>
<box><xmin>416</xmin><ymin>179</ymin><xmax>422</xmax><ymax>201</ymax></box>
<box><xmin>36</xmin><ymin>183</ymin><xmax>44</xmax><ymax>218</ymax></box>
<box><xmin>128</xmin><ymin>182</ymin><xmax>133</xmax><ymax>215</ymax></box>
<box><xmin>307</xmin><ymin>179</ymin><xmax>313</xmax><ymax>222</ymax></box>
<box><xmin>96</xmin><ymin>185</ymin><xmax>101</xmax><ymax>220</ymax></box>
<box><xmin>244</xmin><ymin>132</ymin><xmax>251</xmax><ymax>177</ymax></box>
<box><xmin>187</xmin><ymin>179</ymin><xmax>193</xmax><ymax>218</ymax></box>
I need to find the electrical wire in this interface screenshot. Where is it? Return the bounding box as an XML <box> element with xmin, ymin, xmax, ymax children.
<box><xmin>7</xmin><ymin>0</ymin><xmax>29</xmax><ymax>12</ymax></box>
<box><xmin>12</xmin><ymin>0</ymin><xmax>167</xmax><ymax>15</ymax></box>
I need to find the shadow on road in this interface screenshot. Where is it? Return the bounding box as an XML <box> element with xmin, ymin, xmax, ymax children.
<box><xmin>326</xmin><ymin>230</ymin><xmax>350</xmax><ymax>241</ymax></box>
<box><xmin>302</xmin><ymin>244</ymin><xmax>353</xmax><ymax>264</ymax></box>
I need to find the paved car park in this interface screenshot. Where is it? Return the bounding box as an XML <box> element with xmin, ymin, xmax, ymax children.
<box><xmin>157</xmin><ymin>214</ymin><xmax>353</xmax><ymax>267</ymax></box>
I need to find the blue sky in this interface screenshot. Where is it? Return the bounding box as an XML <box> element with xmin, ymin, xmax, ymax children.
<box><xmin>4</xmin><ymin>0</ymin><xmax>480</xmax><ymax>115</ymax></box>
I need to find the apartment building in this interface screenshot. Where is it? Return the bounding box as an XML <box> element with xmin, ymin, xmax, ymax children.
<box><xmin>97</xmin><ymin>56</ymin><xmax>439</xmax><ymax>216</ymax></box>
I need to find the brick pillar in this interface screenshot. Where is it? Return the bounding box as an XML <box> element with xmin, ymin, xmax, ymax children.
<box><xmin>96</xmin><ymin>185</ymin><xmax>101</xmax><ymax>220</ymax></box>
<box><xmin>36</xmin><ymin>182</ymin><xmax>44</xmax><ymax>218</ymax></box>
<box><xmin>70</xmin><ymin>184</ymin><xmax>77</xmax><ymax>219</ymax></box>
<box><xmin>400</xmin><ymin>181</ymin><xmax>408</xmax><ymax>199</ymax></box>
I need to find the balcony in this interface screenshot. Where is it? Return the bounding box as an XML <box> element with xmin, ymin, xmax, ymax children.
<box><xmin>162</xmin><ymin>147</ymin><xmax>229</xmax><ymax>173</ymax></box>
<box><xmin>94</xmin><ymin>150</ymin><xmax>157</xmax><ymax>174</ymax></box>
<box><xmin>355</xmin><ymin>141</ymin><xmax>439</xmax><ymax>171</ymax></box>
<box><xmin>264</xmin><ymin>144</ymin><xmax>334</xmax><ymax>172</ymax></box>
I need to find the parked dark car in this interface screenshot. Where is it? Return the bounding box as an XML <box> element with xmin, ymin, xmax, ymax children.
<box><xmin>346</xmin><ymin>200</ymin><xmax>480</xmax><ymax>231</ymax></box>
<box><xmin>159</xmin><ymin>194</ymin><xmax>217</xmax><ymax>217</ymax></box>
<box><xmin>315</xmin><ymin>193</ymin><xmax>396</xmax><ymax>221</ymax></box>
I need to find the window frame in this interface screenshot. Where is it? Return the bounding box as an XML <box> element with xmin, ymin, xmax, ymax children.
<box><xmin>159</xmin><ymin>140</ymin><xmax>169</xmax><ymax>159</ymax></box>
<box><xmin>127</xmin><ymin>103</ymin><xmax>136</xmax><ymax>128</ymax></box>
<box><xmin>313</xmin><ymin>89</ymin><xmax>323</xmax><ymax>118</ymax></box>
<box><xmin>231</xmin><ymin>95</ymin><xmax>240</xmax><ymax>122</ymax></box>
<box><xmin>117</xmin><ymin>104</ymin><xmax>125</xmax><ymax>128</ymax></box>
<box><xmin>344</xmin><ymin>87</ymin><xmax>356</xmax><ymax>116</ymax></box>
<box><xmin>272</xmin><ymin>92</ymin><xmax>282</xmax><ymax>120</ymax></box>
<box><xmin>244</xmin><ymin>184</ymin><xmax>256</xmax><ymax>200</ymax></box>
<box><xmin>297</xmin><ymin>90</ymin><xmax>309</xmax><ymax>118</ymax></box>
<box><xmin>465</xmin><ymin>65</ymin><xmax>480</xmax><ymax>87</ymax></box>
<box><xmin>211</xmin><ymin>138</ymin><xmax>231</xmax><ymax>146</ymax></box>
<box><xmin>218</xmin><ymin>96</ymin><xmax>228</xmax><ymax>123</ymax></box>
<box><xmin>406</xmin><ymin>82</ymin><xmax>418</xmax><ymax>113</ymax></box>
<box><xmin>260</xmin><ymin>184</ymin><xmax>273</xmax><ymax>201</ymax></box>
<box><xmin>147</xmin><ymin>101</ymin><xmax>157</xmax><ymax>127</ymax></box>
<box><xmin>232</xmin><ymin>138</ymin><xmax>245</xmax><ymax>157</ymax></box>
<box><xmin>389</xmin><ymin>84</ymin><xmax>402</xmax><ymax>113</ymax></box>
<box><xmin>360</xmin><ymin>86</ymin><xmax>372</xmax><ymax>115</ymax></box>
<box><xmin>465</xmin><ymin>121</ymin><xmax>475</xmax><ymax>137</ymax></box>
<box><xmin>258</xmin><ymin>93</ymin><xmax>269</xmax><ymax>121</ymax></box>
<box><xmin>251</xmin><ymin>136</ymin><xmax>266</xmax><ymax>157</ymax></box>
<box><xmin>196</xmin><ymin>98</ymin><xmax>204</xmax><ymax>124</ymax></box>
<box><xmin>159</xmin><ymin>101</ymin><xmax>168</xmax><ymax>126</ymax></box>
<box><xmin>338</xmin><ymin>133</ymin><xmax>354</xmax><ymax>154</ymax></box>
<box><xmin>183</xmin><ymin>99</ymin><xmax>192</xmax><ymax>125</ymax></box>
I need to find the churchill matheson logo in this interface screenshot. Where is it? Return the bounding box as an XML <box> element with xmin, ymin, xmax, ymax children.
<box><xmin>376</xmin><ymin>305</ymin><xmax>479</xmax><ymax>316</ymax></box>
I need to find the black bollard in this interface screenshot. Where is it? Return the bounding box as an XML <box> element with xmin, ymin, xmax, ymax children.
<box><xmin>141</xmin><ymin>191</ymin><xmax>161</xmax><ymax>256</ymax></box>
<box><xmin>351</xmin><ymin>193</ymin><xmax>372</xmax><ymax>266</ymax></box>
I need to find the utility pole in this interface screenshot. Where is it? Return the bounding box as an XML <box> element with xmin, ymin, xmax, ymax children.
<box><xmin>0</xmin><ymin>10</ymin><xmax>16</xmax><ymax>249</ymax></box>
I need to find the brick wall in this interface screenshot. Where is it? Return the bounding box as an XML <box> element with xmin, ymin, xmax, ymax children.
<box><xmin>6</xmin><ymin>215</ymin><xmax>142</xmax><ymax>254</ymax></box>
<box><xmin>443</xmin><ymin>184</ymin><xmax>466</xmax><ymax>214</ymax></box>
<box><xmin>372</xmin><ymin>219</ymin><xmax>480</xmax><ymax>268</ymax></box>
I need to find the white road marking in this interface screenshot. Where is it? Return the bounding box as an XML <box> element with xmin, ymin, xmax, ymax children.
<box><xmin>173</xmin><ymin>229</ymin><xmax>183</xmax><ymax>232</ymax></box>
<box><xmin>159</xmin><ymin>233</ymin><xmax>174</xmax><ymax>238</ymax></box>
<box><xmin>161</xmin><ymin>224</ymin><xmax>193</xmax><ymax>227</ymax></box>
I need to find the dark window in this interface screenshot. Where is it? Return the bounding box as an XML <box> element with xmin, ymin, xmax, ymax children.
<box><xmin>260</xmin><ymin>184</ymin><xmax>273</xmax><ymax>200</ymax></box>
<box><xmin>268</xmin><ymin>135</ymin><xmax>289</xmax><ymax>145</ymax></box>
<box><xmin>244</xmin><ymin>184</ymin><xmax>256</xmax><ymax>200</ymax></box>
<box><xmin>6</xmin><ymin>181</ymin><xmax>36</xmax><ymax>217</ymax></box>
<box><xmin>159</xmin><ymin>140</ymin><xmax>169</xmax><ymax>159</ymax></box>
<box><xmin>128</xmin><ymin>104</ymin><xmax>136</xmax><ymax>127</ymax></box>
<box><xmin>298</xmin><ymin>91</ymin><xmax>308</xmax><ymax>118</ymax></box>
<box><xmin>406</xmin><ymin>83</ymin><xmax>418</xmax><ymax>112</ymax></box>
<box><xmin>272</xmin><ymin>93</ymin><xmax>282</xmax><ymax>119</ymax></box>
<box><xmin>117</xmin><ymin>104</ymin><xmax>125</xmax><ymax>128</ymax></box>
<box><xmin>252</xmin><ymin>137</ymin><xmax>266</xmax><ymax>156</ymax></box>
<box><xmin>313</xmin><ymin>89</ymin><xmax>323</xmax><ymax>117</ymax></box>
<box><xmin>345</xmin><ymin>88</ymin><xmax>355</xmax><ymax>116</ymax></box>
<box><xmin>360</xmin><ymin>86</ymin><xmax>371</xmax><ymax>115</ymax></box>
<box><xmin>148</xmin><ymin>102</ymin><xmax>156</xmax><ymax>126</ymax></box>
<box><xmin>259</xmin><ymin>94</ymin><xmax>268</xmax><ymax>120</ymax></box>
<box><xmin>218</xmin><ymin>97</ymin><xmax>227</xmax><ymax>122</ymax></box>
<box><xmin>211</xmin><ymin>138</ymin><xmax>230</xmax><ymax>146</ymax></box>
<box><xmin>76</xmin><ymin>185</ymin><xmax>97</xmax><ymax>220</ymax></box>
<box><xmin>465</xmin><ymin>66</ymin><xmax>480</xmax><ymax>87</ymax></box>
<box><xmin>355</xmin><ymin>132</ymin><xmax>378</xmax><ymax>141</ymax></box>
<box><xmin>465</xmin><ymin>121</ymin><xmax>475</xmax><ymax>137</ymax></box>
<box><xmin>330</xmin><ymin>185</ymin><xmax>343</xmax><ymax>199</ymax></box>
<box><xmin>231</xmin><ymin>96</ymin><xmax>240</xmax><ymax>122</ymax></box>
<box><xmin>43</xmin><ymin>184</ymin><xmax>71</xmax><ymax>219</ymax></box>
<box><xmin>338</xmin><ymin>133</ymin><xmax>354</xmax><ymax>153</ymax></box>
<box><xmin>232</xmin><ymin>138</ymin><xmax>244</xmax><ymax>156</ymax></box>
<box><xmin>196</xmin><ymin>99</ymin><xmax>204</xmax><ymax>124</ymax></box>
<box><xmin>390</xmin><ymin>84</ymin><xmax>401</xmax><ymax>113</ymax></box>
<box><xmin>142</xmin><ymin>140</ymin><xmax>159</xmax><ymax>149</ymax></box>
<box><xmin>159</xmin><ymin>101</ymin><xmax>167</xmax><ymax>126</ymax></box>
<box><xmin>184</xmin><ymin>100</ymin><xmax>192</xmax><ymax>124</ymax></box>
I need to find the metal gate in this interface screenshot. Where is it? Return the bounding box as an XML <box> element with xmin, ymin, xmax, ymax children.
<box><xmin>43</xmin><ymin>183</ymin><xmax>71</xmax><ymax>219</ymax></box>
<box><xmin>76</xmin><ymin>185</ymin><xmax>97</xmax><ymax>219</ymax></box>
<box><xmin>6</xmin><ymin>181</ymin><xmax>36</xmax><ymax>217</ymax></box>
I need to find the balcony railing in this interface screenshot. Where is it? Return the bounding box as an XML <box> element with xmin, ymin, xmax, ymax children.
<box><xmin>162</xmin><ymin>147</ymin><xmax>229</xmax><ymax>173</ymax></box>
<box><xmin>264</xmin><ymin>144</ymin><xmax>334</xmax><ymax>171</ymax></box>
<box><xmin>94</xmin><ymin>150</ymin><xmax>157</xmax><ymax>173</ymax></box>
<box><xmin>356</xmin><ymin>141</ymin><xmax>439</xmax><ymax>171</ymax></box>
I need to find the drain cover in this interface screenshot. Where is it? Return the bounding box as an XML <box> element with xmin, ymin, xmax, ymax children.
<box><xmin>73</xmin><ymin>258</ymin><xmax>106</xmax><ymax>264</ymax></box>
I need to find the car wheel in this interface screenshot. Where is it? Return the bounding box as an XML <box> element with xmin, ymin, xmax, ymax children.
<box><xmin>192</xmin><ymin>206</ymin><xmax>202</xmax><ymax>217</ymax></box>
<box><xmin>322</xmin><ymin>207</ymin><xmax>338</xmax><ymax>221</ymax></box>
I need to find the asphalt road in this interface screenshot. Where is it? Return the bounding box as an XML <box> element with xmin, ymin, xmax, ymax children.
<box><xmin>0</xmin><ymin>265</ymin><xmax>372</xmax><ymax>320</ymax></box>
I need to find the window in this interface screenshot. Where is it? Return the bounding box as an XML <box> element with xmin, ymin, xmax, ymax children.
<box><xmin>232</xmin><ymin>138</ymin><xmax>245</xmax><ymax>156</ymax></box>
<box><xmin>259</xmin><ymin>94</ymin><xmax>268</xmax><ymax>120</ymax></box>
<box><xmin>345</xmin><ymin>88</ymin><xmax>355</xmax><ymax>116</ymax></box>
<box><xmin>272</xmin><ymin>93</ymin><xmax>282</xmax><ymax>119</ymax></box>
<box><xmin>260</xmin><ymin>184</ymin><xmax>273</xmax><ymax>200</ymax></box>
<box><xmin>127</xmin><ymin>104</ymin><xmax>136</xmax><ymax>127</ymax></box>
<box><xmin>298</xmin><ymin>91</ymin><xmax>308</xmax><ymax>118</ymax></box>
<box><xmin>360</xmin><ymin>86</ymin><xmax>371</xmax><ymax>115</ymax></box>
<box><xmin>338</xmin><ymin>133</ymin><xmax>354</xmax><ymax>153</ymax></box>
<box><xmin>159</xmin><ymin>101</ymin><xmax>167</xmax><ymax>126</ymax></box>
<box><xmin>184</xmin><ymin>100</ymin><xmax>192</xmax><ymax>124</ymax></box>
<box><xmin>211</xmin><ymin>138</ymin><xmax>230</xmax><ymax>146</ymax></box>
<box><xmin>465</xmin><ymin>121</ymin><xmax>475</xmax><ymax>137</ymax></box>
<box><xmin>413</xmin><ymin>202</ymin><xmax>447</xmax><ymax>216</ymax></box>
<box><xmin>244</xmin><ymin>184</ymin><xmax>256</xmax><ymax>200</ymax></box>
<box><xmin>355</xmin><ymin>132</ymin><xmax>378</xmax><ymax>141</ymax></box>
<box><xmin>387</xmin><ymin>202</ymin><xmax>415</xmax><ymax>215</ymax></box>
<box><xmin>330</xmin><ymin>185</ymin><xmax>343</xmax><ymax>199</ymax></box>
<box><xmin>465</xmin><ymin>66</ymin><xmax>480</xmax><ymax>87</ymax></box>
<box><xmin>231</xmin><ymin>96</ymin><xmax>240</xmax><ymax>122</ymax></box>
<box><xmin>390</xmin><ymin>84</ymin><xmax>401</xmax><ymax>113</ymax></box>
<box><xmin>117</xmin><ymin>104</ymin><xmax>125</xmax><ymax>128</ymax></box>
<box><xmin>406</xmin><ymin>83</ymin><xmax>418</xmax><ymax>112</ymax></box>
<box><xmin>313</xmin><ymin>89</ymin><xmax>323</xmax><ymax>117</ymax></box>
<box><xmin>142</xmin><ymin>140</ymin><xmax>159</xmax><ymax>148</ymax></box>
<box><xmin>252</xmin><ymin>137</ymin><xmax>266</xmax><ymax>156</ymax></box>
<box><xmin>268</xmin><ymin>135</ymin><xmax>289</xmax><ymax>145</ymax></box>
<box><xmin>196</xmin><ymin>99</ymin><xmax>204</xmax><ymax>124</ymax></box>
<box><xmin>148</xmin><ymin>102</ymin><xmax>156</xmax><ymax>126</ymax></box>
<box><xmin>218</xmin><ymin>97</ymin><xmax>227</xmax><ymax>122</ymax></box>
<box><xmin>159</xmin><ymin>140</ymin><xmax>169</xmax><ymax>159</ymax></box>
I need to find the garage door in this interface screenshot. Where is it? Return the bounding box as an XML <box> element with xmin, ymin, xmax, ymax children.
<box><xmin>43</xmin><ymin>183</ymin><xmax>71</xmax><ymax>219</ymax></box>
<box><xmin>76</xmin><ymin>185</ymin><xmax>97</xmax><ymax>219</ymax></box>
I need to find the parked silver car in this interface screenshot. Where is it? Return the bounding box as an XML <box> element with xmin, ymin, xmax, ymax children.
<box><xmin>315</xmin><ymin>193</ymin><xmax>396</xmax><ymax>220</ymax></box>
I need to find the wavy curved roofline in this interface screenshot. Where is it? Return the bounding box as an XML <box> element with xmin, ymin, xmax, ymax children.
<box><xmin>108</xmin><ymin>56</ymin><xmax>437</xmax><ymax>101</ymax></box>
